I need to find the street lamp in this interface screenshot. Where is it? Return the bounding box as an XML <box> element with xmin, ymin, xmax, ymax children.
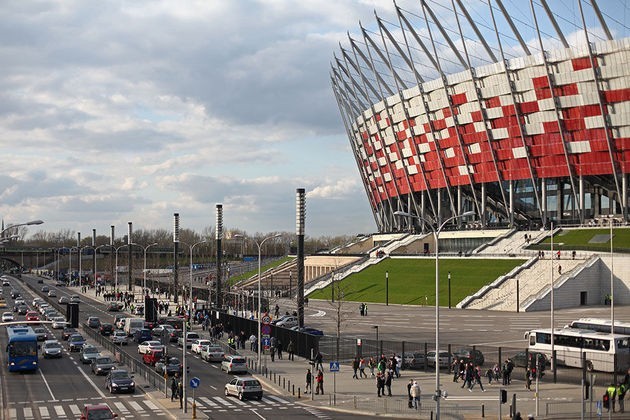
<box><xmin>372</xmin><ymin>325</ymin><xmax>379</xmax><ymax>355</ymax></box>
<box><xmin>448</xmin><ymin>271</ymin><xmax>452</xmax><ymax>309</ymax></box>
<box><xmin>181</xmin><ymin>240</ymin><xmax>207</xmax><ymax>414</ymax></box>
<box><xmin>143</xmin><ymin>243</ymin><xmax>159</xmax><ymax>296</ymax></box>
<box><xmin>393</xmin><ymin>209</ymin><xmax>475</xmax><ymax>420</ymax></box>
<box><xmin>0</xmin><ymin>219</ymin><xmax>44</xmax><ymax>237</ymax></box>
<box><xmin>114</xmin><ymin>244</ymin><xmax>131</xmax><ymax>292</ymax></box>
<box><xmin>250</xmin><ymin>234</ymin><xmax>281</xmax><ymax>366</ymax></box>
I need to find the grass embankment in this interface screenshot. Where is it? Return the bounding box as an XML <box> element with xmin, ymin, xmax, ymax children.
<box><xmin>530</xmin><ymin>228</ymin><xmax>630</xmax><ymax>253</ymax></box>
<box><xmin>308</xmin><ymin>258</ymin><xmax>525</xmax><ymax>306</ymax></box>
<box><xmin>228</xmin><ymin>256</ymin><xmax>294</xmax><ymax>286</ymax></box>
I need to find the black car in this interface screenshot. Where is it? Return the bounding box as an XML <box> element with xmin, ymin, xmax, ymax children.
<box><xmin>156</xmin><ymin>357</ymin><xmax>183</xmax><ymax>377</ymax></box>
<box><xmin>91</xmin><ymin>356</ymin><xmax>116</xmax><ymax>375</ymax></box>
<box><xmin>10</xmin><ymin>290</ymin><xmax>20</xmax><ymax>298</ymax></box>
<box><xmin>133</xmin><ymin>328</ymin><xmax>153</xmax><ymax>343</ymax></box>
<box><xmin>511</xmin><ymin>351</ymin><xmax>549</xmax><ymax>368</ymax></box>
<box><xmin>99</xmin><ymin>323</ymin><xmax>114</xmax><ymax>336</ymax></box>
<box><xmin>87</xmin><ymin>316</ymin><xmax>101</xmax><ymax>328</ymax></box>
<box><xmin>62</xmin><ymin>327</ymin><xmax>77</xmax><ymax>340</ymax></box>
<box><xmin>106</xmin><ymin>302</ymin><xmax>121</xmax><ymax>312</ymax></box>
<box><xmin>105</xmin><ymin>369</ymin><xmax>135</xmax><ymax>394</ymax></box>
<box><xmin>453</xmin><ymin>347</ymin><xmax>485</xmax><ymax>366</ymax></box>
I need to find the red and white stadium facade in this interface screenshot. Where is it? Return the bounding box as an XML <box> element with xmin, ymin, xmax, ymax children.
<box><xmin>332</xmin><ymin>0</ymin><xmax>629</xmax><ymax>233</ymax></box>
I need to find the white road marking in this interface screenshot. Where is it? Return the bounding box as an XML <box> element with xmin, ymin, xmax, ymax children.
<box><xmin>38</xmin><ymin>367</ymin><xmax>56</xmax><ymax>401</ymax></box>
<box><xmin>250</xmin><ymin>409</ymin><xmax>266</xmax><ymax>420</ymax></box>
<box><xmin>309</xmin><ymin>310</ymin><xmax>326</xmax><ymax>317</ymax></box>
<box><xmin>76</xmin><ymin>365</ymin><xmax>107</xmax><ymax>398</ymax></box>
<box><xmin>54</xmin><ymin>405</ymin><xmax>66</xmax><ymax>418</ymax></box>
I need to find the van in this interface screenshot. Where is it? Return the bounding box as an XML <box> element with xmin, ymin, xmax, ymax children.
<box><xmin>123</xmin><ymin>318</ymin><xmax>145</xmax><ymax>337</ymax></box>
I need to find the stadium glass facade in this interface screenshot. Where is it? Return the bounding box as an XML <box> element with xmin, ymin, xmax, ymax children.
<box><xmin>331</xmin><ymin>0</ymin><xmax>630</xmax><ymax>233</ymax></box>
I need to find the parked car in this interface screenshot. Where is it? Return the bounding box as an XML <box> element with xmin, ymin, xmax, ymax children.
<box><xmin>111</xmin><ymin>330</ymin><xmax>129</xmax><ymax>345</ymax></box>
<box><xmin>91</xmin><ymin>356</ymin><xmax>116</xmax><ymax>375</ymax></box>
<box><xmin>510</xmin><ymin>351</ymin><xmax>549</xmax><ymax>368</ymax></box>
<box><xmin>42</xmin><ymin>340</ymin><xmax>63</xmax><ymax>358</ymax></box>
<box><xmin>201</xmin><ymin>345</ymin><xmax>225</xmax><ymax>362</ymax></box>
<box><xmin>99</xmin><ymin>323</ymin><xmax>114</xmax><ymax>336</ymax></box>
<box><xmin>105</xmin><ymin>369</ymin><xmax>135</xmax><ymax>394</ymax></box>
<box><xmin>68</xmin><ymin>334</ymin><xmax>87</xmax><ymax>352</ymax></box>
<box><xmin>453</xmin><ymin>347</ymin><xmax>485</xmax><ymax>366</ymax></box>
<box><xmin>80</xmin><ymin>404</ymin><xmax>118</xmax><ymax>420</ymax></box>
<box><xmin>221</xmin><ymin>355</ymin><xmax>248</xmax><ymax>374</ymax></box>
<box><xmin>427</xmin><ymin>351</ymin><xmax>452</xmax><ymax>368</ymax></box>
<box><xmin>87</xmin><ymin>316</ymin><xmax>101</xmax><ymax>328</ymax></box>
<box><xmin>80</xmin><ymin>345</ymin><xmax>101</xmax><ymax>364</ymax></box>
<box><xmin>402</xmin><ymin>351</ymin><xmax>426</xmax><ymax>370</ymax></box>
<box><xmin>224</xmin><ymin>376</ymin><xmax>263</xmax><ymax>400</ymax></box>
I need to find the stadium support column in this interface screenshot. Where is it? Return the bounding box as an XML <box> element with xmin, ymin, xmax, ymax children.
<box><xmin>481</xmin><ymin>183</ymin><xmax>486</xmax><ymax>227</ymax></box>
<box><xmin>173</xmin><ymin>213</ymin><xmax>180</xmax><ymax>304</ymax></box>
<box><xmin>509</xmin><ymin>181</ymin><xmax>514</xmax><ymax>227</ymax></box>
<box><xmin>92</xmin><ymin>229</ymin><xmax>96</xmax><ymax>284</ymax></box>
<box><xmin>624</xmin><ymin>175</ymin><xmax>628</xmax><ymax>221</ymax></box>
<box><xmin>110</xmin><ymin>226</ymin><xmax>115</xmax><ymax>291</ymax></box>
<box><xmin>215</xmin><ymin>204</ymin><xmax>223</xmax><ymax>309</ymax></box>
<box><xmin>579</xmin><ymin>176</ymin><xmax>585</xmax><ymax>224</ymax></box>
<box><xmin>541</xmin><ymin>179</ymin><xmax>547</xmax><ymax>226</ymax></box>
<box><xmin>127</xmin><ymin>222</ymin><xmax>133</xmax><ymax>291</ymax></box>
<box><xmin>296</xmin><ymin>188</ymin><xmax>305</xmax><ymax>328</ymax></box>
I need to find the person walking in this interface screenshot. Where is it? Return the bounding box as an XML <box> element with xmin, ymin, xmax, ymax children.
<box><xmin>276</xmin><ymin>338</ymin><xmax>283</xmax><ymax>360</ymax></box>
<box><xmin>407</xmin><ymin>379</ymin><xmax>414</xmax><ymax>408</ymax></box>
<box><xmin>369</xmin><ymin>356</ymin><xmax>376</xmax><ymax>377</ymax></box>
<box><xmin>376</xmin><ymin>372</ymin><xmax>385</xmax><ymax>397</ymax></box>
<box><xmin>270</xmin><ymin>345</ymin><xmax>275</xmax><ymax>362</ymax></box>
<box><xmin>315</xmin><ymin>370</ymin><xmax>324</xmax><ymax>395</ymax></box>
<box><xmin>525</xmin><ymin>367</ymin><xmax>532</xmax><ymax>390</ymax></box>
<box><xmin>170</xmin><ymin>374</ymin><xmax>178</xmax><ymax>401</ymax></box>
<box><xmin>315</xmin><ymin>351</ymin><xmax>323</xmax><ymax>371</ymax></box>
<box><xmin>178</xmin><ymin>376</ymin><xmax>184</xmax><ymax>409</ymax></box>
<box><xmin>352</xmin><ymin>357</ymin><xmax>359</xmax><ymax>379</ymax></box>
<box><xmin>385</xmin><ymin>370</ymin><xmax>393</xmax><ymax>396</ymax></box>
<box><xmin>287</xmin><ymin>340</ymin><xmax>295</xmax><ymax>361</ymax></box>
<box><xmin>305</xmin><ymin>369</ymin><xmax>312</xmax><ymax>394</ymax></box>
<box><xmin>410</xmin><ymin>380</ymin><xmax>421</xmax><ymax>410</ymax></box>
<box><xmin>618</xmin><ymin>382</ymin><xmax>626</xmax><ymax>413</ymax></box>
<box><xmin>607</xmin><ymin>383</ymin><xmax>617</xmax><ymax>412</ymax></box>
<box><xmin>359</xmin><ymin>357</ymin><xmax>367</xmax><ymax>378</ymax></box>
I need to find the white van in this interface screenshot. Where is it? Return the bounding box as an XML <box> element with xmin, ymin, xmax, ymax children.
<box><xmin>123</xmin><ymin>317</ymin><xmax>145</xmax><ymax>336</ymax></box>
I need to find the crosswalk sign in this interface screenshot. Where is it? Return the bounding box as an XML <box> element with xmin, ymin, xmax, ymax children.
<box><xmin>329</xmin><ymin>361</ymin><xmax>340</xmax><ymax>372</ymax></box>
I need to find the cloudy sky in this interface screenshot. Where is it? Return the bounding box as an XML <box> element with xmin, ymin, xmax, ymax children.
<box><xmin>1</xmin><ymin>0</ymin><xmax>626</xmax><ymax>239</ymax></box>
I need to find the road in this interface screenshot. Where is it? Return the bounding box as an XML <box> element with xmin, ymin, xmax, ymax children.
<box><xmin>1</xmin><ymin>274</ymin><xmax>363</xmax><ymax>420</ymax></box>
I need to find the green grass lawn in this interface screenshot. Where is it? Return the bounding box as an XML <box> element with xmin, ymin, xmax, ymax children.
<box><xmin>229</xmin><ymin>256</ymin><xmax>294</xmax><ymax>285</ymax></box>
<box><xmin>308</xmin><ymin>258</ymin><xmax>525</xmax><ymax>306</ymax></box>
<box><xmin>530</xmin><ymin>228</ymin><xmax>630</xmax><ymax>253</ymax></box>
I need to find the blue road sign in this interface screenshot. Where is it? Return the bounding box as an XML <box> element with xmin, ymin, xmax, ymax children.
<box><xmin>329</xmin><ymin>361</ymin><xmax>340</xmax><ymax>372</ymax></box>
<box><xmin>262</xmin><ymin>337</ymin><xmax>271</xmax><ymax>347</ymax></box>
<box><xmin>190</xmin><ymin>377</ymin><xmax>200</xmax><ymax>389</ymax></box>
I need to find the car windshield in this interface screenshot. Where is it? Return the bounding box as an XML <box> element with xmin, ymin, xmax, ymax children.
<box><xmin>111</xmin><ymin>371</ymin><xmax>129</xmax><ymax>379</ymax></box>
<box><xmin>168</xmin><ymin>357</ymin><xmax>180</xmax><ymax>365</ymax></box>
<box><xmin>45</xmin><ymin>342</ymin><xmax>61</xmax><ymax>349</ymax></box>
<box><xmin>84</xmin><ymin>347</ymin><xmax>98</xmax><ymax>354</ymax></box>
<box><xmin>243</xmin><ymin>380</ymin><xmax>260</xmax><ymax>386</ymax></box>
<box><xmin>8</xmin><ymin>341</ymin><xmax>37</xmax><ymax>357</ymax></box>
<box><xmin>85</xmin><ymin>407</ymin><xmax>114</xmax><ymax>420</ymax></box>
<box><xmin>96</xmin><ymin>357</ymin><xmax>113</xmax><ymax>364</ymax></box>
<box><xmin>70</xmin><ymin>336</ymin><xmax>84</xmax><ymax>342</ymax></box>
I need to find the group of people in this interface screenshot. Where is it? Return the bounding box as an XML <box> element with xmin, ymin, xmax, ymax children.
<box><xmin>305</xmin><ymin>368</ymin><xmax>324</xmax><ymax>395</ymax></box>
<box><xmin>452</xmin><ymin>359</ymin><xmax>486</xmax><ymax>392</ymax></box>
<box><xmin>604</xmin><ymin>369</ymin><xmax>630</xmax><ymax>413</ymax></box>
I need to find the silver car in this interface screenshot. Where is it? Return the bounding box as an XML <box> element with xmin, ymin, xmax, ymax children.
<box><xmin>201</xmin><ymin>345</ymin><xmax>225</xmax><ymax>362</ymax></box>
<box><xmin>42</xmin><ymin>340</ymin><xmax>63</xmax><ymax>358</ymax></box>
<box><xmin>111</xmin><ymin>330</ymin><xmax>129</xmax><ymax>345</ymax></box>
<box><xmin>221</xmin><ymin>355</ymin><xmax>248</xmax><ymax>374</ymax></box>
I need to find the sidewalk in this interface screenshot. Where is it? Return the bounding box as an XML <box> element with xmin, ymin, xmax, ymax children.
<box><xmin>68</xmin><ymin>283</ymin><xmax>615</xmax><ymax>419</ymax></box>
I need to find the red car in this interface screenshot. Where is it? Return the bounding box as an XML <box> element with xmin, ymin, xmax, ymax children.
<box><xmin>80</xmin><ymin>403</ymin><xmax>118</xmax><ymax>419</ymax></box>
<box><xmin>25</xmin><ymin>311</ymin><xmax>40</xmax><ymax>322</ymax></box>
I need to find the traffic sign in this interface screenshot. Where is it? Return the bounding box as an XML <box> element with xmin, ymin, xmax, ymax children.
<box><xmin>262</xmin><ymin>337</ymin><xmax>271</xmax><ymax>349</ymax></box>
<box><xmin>262</xmin><ymin>314</ymin><xmax>272</xmax><ymax>324</ymax></box>
<box><xmin>329</xmin><ymin>361</ymin><xmax>340</xmax><ymax>372</ymax></box>
<box><xmin>261</xmin><ymin>324</ymin><xmax>271</xmax><ymax>335</ymax></box>
<box><xmin>190</xmin><ymin>377</ymin><xmax>200</xmax><ymax>389</ymax></box>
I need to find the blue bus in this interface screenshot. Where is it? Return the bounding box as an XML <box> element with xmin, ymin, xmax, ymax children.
<box><xmin>6</xmin><ymin>326</ymin><xmax>38</xmax><ymax>372</ymax></box>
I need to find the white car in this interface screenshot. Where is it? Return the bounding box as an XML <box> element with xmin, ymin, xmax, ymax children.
<box><xmin>427</xmin><ymin>351</ymin><xmax>452</xmax><ymax>368</ymax></box>
<box><xmin>51</xmin><ymin>317</ymin><xmax>68</xmax><ymax>329</ymax></box>
<box><xmin>191</xmin><ymin>339</ymin><xmax>213</xmax><ymax>355</ymax></box>
<box><xmin>275</xmin><ymin>316</ymin><xmax>298</xmax><ymax>328</ymax></box>
<box><xmin>137</xmin><ymin>340</ymin><xmax>163</xmax><ymax>354</ymax></box>
<box><xmin>2</xmin><ymin>312</ymin><xmax>14</xmax><ymax>322</ymax></box>
<box><xmin>225</xmin><ymin>376</ymin><xmax>263</xmax><ymax>401</ymax></box>
<box><xmin>112</xmin><ymin>330</ymin><xmax>129</xmax><ymax>345</ymax></box>
<box><xmin>201</xmin><ymin>345</ymin><xmax>225</xmax><ymax>362</ymax></box>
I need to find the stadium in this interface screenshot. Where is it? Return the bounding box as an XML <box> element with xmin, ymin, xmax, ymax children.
<box><xmin>331</xmin><ymin>0</ymin><xmax>630</xmax><ymax>233</ymax></box>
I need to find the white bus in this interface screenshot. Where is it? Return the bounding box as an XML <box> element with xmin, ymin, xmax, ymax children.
<box><xmin>525</xmin><ymin>327</ymin><xmax>630</xmax><ymax>373</ymax></box>
<box><xmin>566</xmin><ymin>318</ymin><xmax>630</xmax><ymax>336</ymax></box>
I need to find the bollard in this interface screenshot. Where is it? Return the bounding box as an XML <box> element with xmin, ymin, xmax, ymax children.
<box><xmin>192</xmin><ymin>402</ymin><xmax>196</xmax><ymax>419</ymax></box>
<box><xmin>292</xmin><ymin>384</ymin><xmax>295</xmax><ymax>396</ymax></box>
<box><xmin>481</xmin><ymin>403</ymin><xmax>485</xmax><ymax>417</ymax></box>
<box><xmin>283</xmin><ymin>378</ymin><xmax>286</xmax><ymax>389</ymax></box>
<box><xmin>288</xmin><ymin>380</ymin><xmax>291</xmax><ymax>391</ymax></box>
<box><xmin>274</xmin><ymin>372</ymin><xmax>276</xmax><ymax>383</ymax></box>
<box><xmin>354</xmin><ymin>396</ymin><xmax>357</xmax><ymax>409</ymax></box>
<box><xmin>298</xmin><ymin>387</ymin><xmax>301</xmax><ymax>399</ymax></box>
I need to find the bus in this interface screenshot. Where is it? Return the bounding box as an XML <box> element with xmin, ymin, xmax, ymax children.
<box><xmin>567</xmin><ymin>318</ymin><xmax>630</xmax><ymax>336</ymax></box>
<box><xmin>525</xmin><ymin>327</ymin><xmax>630</xmax><ymax>373</ymax></box>
<box><xmin>6</xmin><ymin>326</ymin><xmax>39</xmax><ymax>372</ymax></box>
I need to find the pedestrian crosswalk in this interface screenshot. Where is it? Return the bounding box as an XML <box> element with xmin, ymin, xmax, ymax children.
<box><xmin>196</xmin><ymin>394</ymin><xmax>294</xmax><ymax>413</ymax></box>
<box><xmin>7</xmin><ymin>396</ymin><xmax>167</xmax><ymax>420</ymax></box>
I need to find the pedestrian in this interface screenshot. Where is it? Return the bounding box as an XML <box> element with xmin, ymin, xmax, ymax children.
<box><xmin>270</xmin><ymin>345</ymin><xmax>275</xmax><ymax>362</ymax></box>
<box><xmin>369</xmin><ymin>356</ymin><xmax>376</xmax><ymax>377</ymax></box>
<box><xmin>558</xmin><ymin>265</ymin><xmax>562</xmax><ymax>275</ymax></box>
<box><xmin>376</xmin><ymin>372</ymin><xmax>385</xmax><ymax>397</ymax></box>
<box><xmin>513</xmin><ymin>412</ymin><xmax>523</xmax><ymax>420</ymax></box>
<box><xmin>410</xmin><ymin>380</ymin><xmax>421</xmax><ymax>410</ymax></box>
<box><xmin>178</xmin><ymin>376</ymin><xmax>184</xmax><ymax>409</ymax></box>
<box><xmin>364</xmin><ymin>303</ymin><xmax>368</xmax><ymax>315</ymax></box>
<box><xmin>407</xmin><ymin>379</ymin><xmax>414</xmax><ymax>408</ymax></box>
<box><xmin>315</xmin><ymin>370</ymin><xmax>324</xmax><ymax>395</ymax></box>
<box><xmin>287</xmin><ymin>340</ymin><xmax>295</xmax><ymax>361</ymax></box>
<box><xmin>305</xmin><ymin>369</ymin><xmax>312</xmax><ymax>394</ymax></box>
<box><xmin>352</xmin><ymin>357</ymin><xmax>359</xmax><ymax>379</ymax></box>
<box><xmin>170</xmin><ymin>374</ymin><xmax>178</xmax><ymax>401</ymax></box>
<box><xmin>276</xmin><ymin>338</ymin><xmax>283</xmax><ymax>360</ymax></box>
<box><xmin>525</xmin><ymin>368</ymin><xmax>532</xmax><ymax>390</ymax></box>
<box><xmin>486</xmin><ymin>367</ymin><xmax>494</xmax><ymax>384</ymax></box>
<box><xmin>359</xmin><ymin>357</ymin><xmax>367</xmax><ymax>378</ymax></box>
<box><xmin>359</xmin><ymin>303</ymin><xmax>364</xmax><ymax>316</ymax></box>
<box><xmin>315</xmin><ymin>351</ymin><xmax>323</xmax><ymax>371</ymax></box>
<box><xmin>249</xmin><ymin>334</ymin><xmax>257</xmax><ymax>352</ymax></box>
<box><xmin>618</xmin><ymin>382</ymin><xmax>626</xmax><ymax>413</ymax></box>
<box><xmin>452</xmin><ymin>358</ymin><xmax>460</xmax><ymax>383</ymax></box>
<box><xmin>385</xmin><ymin>370</ymin><xmax>393</xmax><ymax>396</ymax></box>
<box><xmin>607</xmin><ymin>383</ymin><xmax>617</xmax><ymax>412</ymax></box>
<box><xmin>469</xmin><ymin>366</ymin><xmax>485</xmax><ymax>392</ymax></box>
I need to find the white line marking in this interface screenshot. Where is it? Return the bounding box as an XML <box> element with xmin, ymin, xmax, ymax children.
<box><xmin>76</xmin><ymin>366</ymin><xmax>107</xmax><ymax>398</ymax></box>
<box><xmin>250</xmin><ymin>409</ymin><xmax>266</xmax><ymax>420</ymax></box>
<box><xmin>38</xmin><ymin>367</ymin><xmax>56</xmax><ymax>400</ymax></box>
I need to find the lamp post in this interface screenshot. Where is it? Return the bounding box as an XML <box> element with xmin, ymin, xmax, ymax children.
<box><xmin>0</xmin><ymin>220</ymin><xmax>44</xmax><ymax>238</ymax></box>
<box><xmin>448</xmin><ymin>271</ymin><xmax>451</xmax><ymax>309</ymax></box>
<box><xmin>372</xmin><ymin>325</ymin><xmax>379</xmax><ymax>355</ymax></box>
<box><xmin>550</xmin><ymin>221</ymin><xmax>555</xmax><ymax>374</ymax></box>
<box><xmin>114</xmin><ymin>244</ymin><xmax>130</xmax><ymax>292</ymax></box>
<box><xmin>610</xmin><ymin>217</ymin><xmax>615</xmax><ymax>336</ymax></box>
<box><xmin>143</xmin><ymin>243</ymin><xmax>159</xmax><ymax>296</ymax></box>
<box><xmin>77</xmin><ymin>232</ymin><xmax>82</xmax><ymax>290</ymax></box>
<box><xmin>385</xmin><ymin>271</ymin><xmax>389</xmax><ymax>306</ymax></box>
<box><xmin>181</xmin><ymin>240</ymin><xmax>207</xmax><ymax>414</ymax></box>
<box><xmin>393</xmin><ymin>209</ymin><xmax>475</xmax><ymax>420</ymax></box>
<box><xmin>254</xmin><ymin>234</ymin><xmax>281</xmax><ymax>366</ymax></box>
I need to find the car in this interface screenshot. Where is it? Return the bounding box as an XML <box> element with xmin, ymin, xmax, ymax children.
<box><xmin>62</xmin><ymin>327</ymin><xmax>77</xmax><ymax>340</ymax></box>
<box><xmin>133</xmin><ymin>328</ymin><xmax>153</xmax><ymax>343</ymax></box>
<box><xmin>37</xmin><ymin>303</ymin><xmax>50</xmax><ymax>314</ymax></box>
<box><xmin>25</xmin><ymin>311</ymin><xmax>40</xmax><ymax>322</ymax></box>
<box><xmin>137</xmin><ymin>340</ymin><xmax>163</xmax><ymax>354</ymax></box>
<box><xmin>177</xmin><ymin>332</ymin><xmax>200</xmax><ymax>348</ymax></box>
<box><xmin>68</xmin><ymin>334</ymin><xmax>86</xmax><ymax>352</ymax></box>
<box><xmin>51</xmin><ymin>317</ymin><xmax>68</xmax><ymax>329</ymax></box>
<box><xmin>105</xmin><ymin>369</ymin><xmax>135</xmax><ymax>394</ymax></box>
<box><xmin>16</xmin><ymin>304</ymin><xmax>28</xmax><ymax>315</ymax></box>
<box><xmin>99</xmin><ymin>323</ymin><xmax>114</xmax><ymax>336</ymax></box>
<box><xmin>37</xmin><ymin>278</ymin><xmax>43</xmax><ymax>284</ymax></box>
<box><xmin>201</xmin><ymin>345</ymin><xmax>225</xmax><ymax>362</ymax></box>
<box><xmin>142</xmin><ymin>349</ymin><xmax>164</xmax><ymax>366</ymax></box>
<box><xmin>151</xmin><ymin>324</ymin><xmax>175</xmax><ymax>338</ymax></box>
<box><xmin>453</xmin><ymin>347</ymin><xmax>485</xmax><ymax>366</ymax></box>
<box><xmin>106</xmin><ymin>302</ymin><xmax>122</xmax><ymax>312</ymax></box>
<box><xmin>427</xmin><ymin>351</ymin><xmax>452</xmax><ymax>368</ymax></box>
<box><xmin>55</xmin><ymin>280</ymin><xmax>65</xmax><ymax>287</ymax></box>
<box><xmin>2</xmin><ymin>312</ymin><xmax>14</xmax><ymax>322</ymax></box>
<box><xmin>33</xmin><ymin>327</ymin><xmax>48</xmax><ymax>341</ymax></box>
<box><xmin>2</xmin><ymin>280</ymin><xmax>9</xmax><ymax>287</ymax></box>
<box><xmin>402</xmin><ymin>351</ymin><xmax>426</xmax><ymax>370</ymax></box>
<box><xmin>275</xmin><ymin>316</ymin><xmax>299</xmax><ymax>328</ymax></box>
<box><xmin>290</xmin><ymin>326</ymin><xmax>324</xmax><ymax>336</ymax></box>
<box><xmin>80</xmin><ymin>403</ymin><xmax>118</xmax><ymax>420</ymax></box>
<box><xmin>58</xmin><ymin>296</ymin><xmax>69</xmax><ymax>304</ymax></box>
<box><xmin>111</xmin><ymin>330</ymin><xmax>129</xmax><ymax>345</ymax></box>
<box><xmin>221</xmin><ymin>355</ymin><xmax>248</xmax><ymax>374</ymax></box>
<box><xmin>80</xmin><ymin>345</ymin><xmax>101</xmax><ymax>364</ymax></box>
<box><xmin>47</xmin><ymin>290</ymin><xmax>57</xmax><ymax>297</ymax></box>
<box><xmin>70</xmin><ymin>295</ymin><xmax>81</xmax><ymax>304</ymax></box>
<box><xmin>132</xmin><ymin>305</ymin><xmax>144</xmax><ymax>316</ymax></box>
<box><xmin>191</xmin><ymin>339</ymin><xmax>213</xmax><ymax>354</ymax></box>
<box><xmin>32</xmin><ymin>298</ymin><xmax>45</xmax><ymax>307</ymax></box>
<box><xmin>41</xmin><ymin>285</ymin><xmax>49</xmax><ymax>293</ymax></box>
<box><xmin>10</xmin><ymin>290</ymin><xmax>20</xmax><ymax>299</ymax></box>
<box><xmin>271</xmin><ymin>314</ymin><xmax>291</xmax><ymax>325</ymax></box>
<box><xmin>91</xmin><ymin>356</ymin><xmax>116</xmax><ymax>375</ymax></box>
<box><xmin>87</xmin><ymin>316</ymin><xmax>101</xmax><ymax>328</ymax></box>
<box><xmin>224</xmin><ymin>376</ymin><xmax>263</xmax><ymax>400</ymax></box>
<box><xmin>156</xmin><ymin>356</ymin><xmax>182</xmax><ymax>377</ymax></box>
<box><xmin>510</xmin><ymin>351</ymin><xmax>549</xmax><ymax>368</ymax></box>
<box><xmin>42</xmin><ymin>340</ymin><xmax>63</xmax><ymax>358</ymax></box>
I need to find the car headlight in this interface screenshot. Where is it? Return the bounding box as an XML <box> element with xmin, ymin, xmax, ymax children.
<box><xmin>112</xmin><ymin>383</ymin><xmax>118</xmax><ymax>387</ymax></box>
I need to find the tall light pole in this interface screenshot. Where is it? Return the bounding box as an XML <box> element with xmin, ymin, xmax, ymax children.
<box><xmin>254</xmin><ymin>234</ymin><xmax>281</xmax><ymax>366</ymax></box>
<box><xmin>114</xmin><ymin>244</ymin><xmax>130</xmax><ymax>292</ymax></box>
<box><xmin>181</xmin><ymin>240</ymin><xmax>207</xmax><ymax>414</ymax></box>
<box><xmin>550</xmin><ymin>221</ymin><xmax>555</xmax><ymax>373</ymax></box>
<box><xmin>77</xmin><ymin>232</ymin><xmax>82</xmax><ymax>290</ymax></box>
<box><xmin>143</xmin><ymin>243</ymin><xmax>159</xmax><ymax>295</ymax></box>
<box><xmin>394</xmin><ymin>209</ymin><xmax>475</xmax><ymax>420</ymax></box>
<box><xmin>0</xmin><ymin>219</ymin><xmax>44</xmax><ymax>238</ymax></box>
<box><xmin>610</xmin><ymin>217</ymin><xmax>615</xmax><ymax>336</ymax></box>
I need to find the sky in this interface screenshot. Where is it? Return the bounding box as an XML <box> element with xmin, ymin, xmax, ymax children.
<box><xmin>1</xmin><ymin>0</ymin><xmax>627</xmax><ymax>240</ymax></box>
